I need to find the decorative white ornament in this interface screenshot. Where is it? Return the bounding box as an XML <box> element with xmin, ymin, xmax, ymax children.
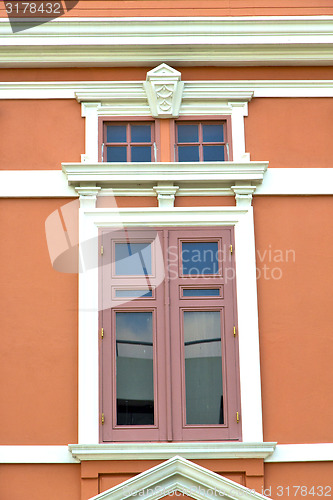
<box><xmin>143</xmin><ymin>63</ymin><xmax>184</xmax><ymax>118</ymax></box>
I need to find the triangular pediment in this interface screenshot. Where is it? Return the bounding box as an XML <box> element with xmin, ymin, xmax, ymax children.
<box><xmin>146</xmin><ymin>63</ymin><xmax>181</xmax><ymax>79</ymax></box>
<box><xmin>89</xmin><ymin>456</ymin><xmax>270</xmax><ymax>500</ymax></box>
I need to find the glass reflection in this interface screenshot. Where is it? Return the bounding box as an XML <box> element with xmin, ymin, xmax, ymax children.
<box><xmin>184</xmin><ymin>311</ymin><xmax>223</xmax><ymax>425</ymax></box>
<box><xmin>116</xmin><ymin>312</ymin><xmax>154</xmax><ymax>425</ymax></box>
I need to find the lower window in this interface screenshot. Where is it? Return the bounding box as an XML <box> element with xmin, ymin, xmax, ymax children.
<box><xmin>100</xmin><ymin>227</ymin><xmax>241</xmax><ymax>442</ymax></box>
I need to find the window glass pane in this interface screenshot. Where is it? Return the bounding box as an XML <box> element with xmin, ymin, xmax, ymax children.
<box><xmin>177</xmin><ymin>124</ymin><xmax>199</xmax><ymax>143</ymax></box>
<box><xmin>115</xmin><ymin>289</ymin><xmax>153</xmax><ymax>298</ymax></box>
<box><xmin>106</xmin><ymin>125</ymin><xmax>127</xmax><ymax>143</ymax></box>
<box><xmin>107</xmin><ymin>146</ymin><xmax>127</xmax><ymax>162</ymax></box>
<box><xmin>131</xmin><ymin>146</ymin><xmax>152</xmax><ymax>162</ymax></box>
<box><xmin>184</xmin><ymin>311</ymin><xmax>223</xmax><ymax>425</ymax></box>
<box><xmin>182</xmin><ymin>241</ymin><xmax>219</xmax><ymax>275</ymax></box>
<box><xmin>183</xmin><ymin>288</ymin><xmax>220</xmax><ymax>297</ymax></box>
<box><xmin>202</xmin><ymin>124</ymin><xmax>224</xmax><ymax>143</ymax></box>
<box><xmin>131</xmin><ymin>125</ymin><xmax>151</xmax><ymax>143</ymax></box>
<box><xmin>178</xmin><ymin>146</ymin><xmax>199</xmax><ymax>162</ymax></box>
<box><xmin>203</xmin><ymin>145</ymin><xmax>225</xmax><ymax>161</ymax></box>
<box><xmin>115</xmin><ymin>242</ymin><xmax>152</xmax><ymax>276</ymax></box>
<box><xmin>116</xmin><ymin>312</ymin><xmax>154</xmax><ymax>425</ymax></box>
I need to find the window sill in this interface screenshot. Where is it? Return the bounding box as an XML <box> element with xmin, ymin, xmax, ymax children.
<box><xmin>68</xmin><ymin>442</ymin><xmax>276</xmax><ymax>462</ymax></box>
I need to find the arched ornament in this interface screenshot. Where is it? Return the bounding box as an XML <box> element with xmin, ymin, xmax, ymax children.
<box><xmin>144</xmin><ymin>63</ymin><xmax>184</xmax><ymax>118</ymax></box>
<box><xmin>89</xmin><ymin>455</ymin><xmax>270</xmax><ymax>500</ymax></box>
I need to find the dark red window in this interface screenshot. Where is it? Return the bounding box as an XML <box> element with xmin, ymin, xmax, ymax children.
<box><xmin>100</xmin><ymin>227</ymin><xmax>240</xmax><ymax>442</ymax></box>
<box><xmin>102</xmin><ymin>122</ymin><xmax>155</xmax><ymax>162</ymax></box>
<box><xmin>175</xmin><ymin>120</ymin><xmax>230</xmax><ymax>162</ymax></box>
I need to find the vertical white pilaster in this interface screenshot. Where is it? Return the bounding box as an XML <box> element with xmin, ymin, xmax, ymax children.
<box><xmin>229</xmin><ymin>102</ymin><xmax>250</xmax><ymax>162</ymax></box>
<box><xmin>81</xmin><ymin>103</ymin><xmax>100</xmax><ymax>163</ymax></box>
<box><xmin>76</xmin><ymin>187</ymin><xmax>100</xmax><ymax>444</ymax></box>
<box><xmin>235</xmin><ymin>207</ymin><xmax>263</xmax><ymax>442</ymax></box>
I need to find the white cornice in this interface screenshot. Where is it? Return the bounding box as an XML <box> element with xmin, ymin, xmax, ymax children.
<box><xmin>68</xmin><ymin>442</ymin><xmax>276</xmax><ymax>462</ymax></box>
<box><xmin>62</xmin><ymin>161</ymin><xmax>268</xmax><ymax>187</ymax></box>
<box><xmin>1</xmin><ymin>17</ymin><xmax>333</xmax><ymax>67</ymax></box>
<box><xmin>1</xmin><ymin>80</ymin><xmax>333</xmax><ymax>101</ymax></box>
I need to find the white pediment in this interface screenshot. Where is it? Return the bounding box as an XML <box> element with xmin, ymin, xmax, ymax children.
<box><xmin>89</xmin><ymin>455</ymin><xmax>270</xmax><ymax>500</ymax></box>
<box><xmin>146</xmin><ymin>63</ymin><xmax>182</xmax><ymax>79</ymax></box>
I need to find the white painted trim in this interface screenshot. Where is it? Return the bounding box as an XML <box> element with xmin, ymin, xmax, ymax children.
<box><xmin>69</xmin><ymin>442</ymin><xmax>276</xmax><ymax>462</ymax></box>
<box><xmin>88</xmin><ymin>455</ymin><xmax>270</xmax><ymax>500</ymax></box>
<box><xmin>266</xmin><ymin>443</ymin><xmax>333</xmax><ymax>463</ymax></box>
<box><xmin>77</xmin><ymin>206</ymin><xmax>262</xmax><ymax>443</ymax></box>
<box><xmin>256</xmin><ymin>168</ymin><xmax>333</xmax><ymax>195</ymax></box>
<box><xmin>3</xmin><ymin>168</ymin><xmax>333</xmax><ymax>197</ymax></box>
<box><xmin>77</xmin><ymin>194</ymin><xmax>100</xmax><ymax>444</ymax></box>
<box><xmin>0</xmin><ymin>170</ymin><xmax>76</xmax><ymax>197</ymax></box>
<box><xmin>62</xmin><ymin>162</ymin><xmax>268</xmax><ymax>185</ymax></box>
<box><xmin>0</xmin><ymin>446</ymin><xmax>78</xmax><ymax>464</ymax></box>
<box><xmin>2</xmin><ymin>80</ymin><xmax>333</xmax><ymax>100</ymax></box>
<box><xmin>2</xmin><ymin>17</ymin><xmax>333</xmax><ymax>67</ymax></box>
<box><xmin>234</xmin><ymin>207</ymin><xmax>262</xmax><ymax>442</ymax></box>
<box><xmin>0</xmin><ymin>443</ymin><xmax>332</xmax><ymax>463</ymax></box>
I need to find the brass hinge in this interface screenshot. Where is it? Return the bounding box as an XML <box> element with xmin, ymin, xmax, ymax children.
<box><xmin>101</xmin><ymin>413</ymin><xmax>105</xmax><ymax>425</ymax></box>
<box><xmin>233</xmin><ymin>326</ymin><xmax>236</xmax><ymax>337</ymax></box>
<box><xmin>230</xmin><ymin>244</ymin><xmax>233</xmax><ymax>255</ymax></box>
<box><xmin>236</xmin><ymin>411</ymin><xmax>240</xmax><ymax>424</ymax></box>
<box><xmin>100</xmin><ymin>327</ymin><xmax>104</xmax><ymax>339</ymax></box>
<box><xmin>100</xmin><ymin>245</ymin><xmax>104</xmax><ymax>256</ymax></box>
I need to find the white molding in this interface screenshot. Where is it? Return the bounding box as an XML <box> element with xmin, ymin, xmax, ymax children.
<box><xmin>256</xmin><ymin>168</ymin><xmax>333</xmax><ymax>195</ymax></box>
<box><xmin>62</xmin><ymin>162</ymin><xmax>268</xmax><ymax>185</ymax></box>
<box><xmin>265</xmin><ymin>443</ymin><xmax>333</xmax><ymax>463</ymax></box>
<box><xmin>2</xmin><ymin>80</ymin><xmax>333</xmax><ymax>100</ymax></box>
<box><xmin>77</xmin><ymin>206</ymin><xmax>262</xmax><ymax>442</ymax></box>
<box><xmin>3</xmin><ymin>168</ymin><xmax>333</xmax><ymax>197</ymax></box>
<box><xmin>68</xmin><ymin>442</ymin><xmax>276</xmax><ymax>462</ymax></box>
<box><xmin>0</xmin><ymin>446</ymin><xmax>78</xmax><ymax>464</ymax></box>
<box><xmin>2</xmin><ymin>17</ymin><xmax>333</xmax><ymax>67</ymax></box>
<box><xmin>88</xmin><ymin>456</ymin><xmax>271</xmax><ymax>500</ymax></box>
<box><xmin>0</xmin><ymin>443</ymin><xmax>333</xmax><ymax>463</ymax></box>
<box><xmin>77</xmin><ymin>195</ymin><xmax>100</xmax><ymax>443</ymax></box>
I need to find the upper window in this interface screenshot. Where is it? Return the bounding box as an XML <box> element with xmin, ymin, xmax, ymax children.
<box><xmin>176</xmin><ymin>121</ymin><xmax>229</xmax><ymax>162</ymax></box>
<box><xmin>102</xmin><ymin>122</ymin><xmax>155</xmax><ymax>162</ymax></box>
<box><xmin>100</xmin><ymin>117</ymin><xmax>232</xmax><ymax>163</ymax></box>
<box><xmin>100</xmin><ymin>227</ymin><xmax>241</xmax><ymax>442</ymax></box>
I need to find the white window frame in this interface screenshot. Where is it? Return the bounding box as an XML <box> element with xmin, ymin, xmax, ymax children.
<box><xmin>65</xmin><ymin>66</ymin><xmax>269</xmax><ymax>456</ymax></box>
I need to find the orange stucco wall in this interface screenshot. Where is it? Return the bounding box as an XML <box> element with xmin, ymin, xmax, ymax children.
<box><xmin>2</xmin><ymin>67</ymin><xmax>333</xmax><ymax>82</ymax></box>
<box><xmin>0</xmin><ymin>464</ymin><xmax>81</xmax><ymax>500</ymax></box>
<box><xmin>264</xmin><ymin>462</ymin><xmax>333</xmax><ymax>499</ymax></box>
<box><xmin>254</xmin><ymin>196</ymin><xmax>333</xmax><ymax>443</ymax></box>
<box><xmin>80</xmin><ymin>459</ymin><xmax>263</xmax><ymax>498</ymax></box>
<box><xmin>0</xmin><ymin>99</ymin><xmax>84</xmax><ymax>170</ymax></box>
<box><xmin>1</xmin><ymin>0</ymin><xmax>333</xmax><ymax>17</ymax></box>
<box><xmin>246</xmin><ymin>98</ymin><xmax>333</xmax><ymax>168</ymax></box>
<box><xmin>0</xmin><ymin>198</ymin><xmax>78</xmax><ymax>444</ymax></box>
<box><xmin>2</xmin><ymin>95</ymin><xmax>333</xmax><ymax>171</ymax></box>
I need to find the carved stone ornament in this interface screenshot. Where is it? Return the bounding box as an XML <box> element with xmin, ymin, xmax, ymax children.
<box><xmin>143</xmin><ymin>63</ymin><xmax>184</xmax><ymax>118</ymax></box>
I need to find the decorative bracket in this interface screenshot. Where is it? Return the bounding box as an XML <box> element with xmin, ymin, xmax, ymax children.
<box><xmin>75</xmin><ymin>185</ymin><xmax>101</xmax><ymax>209</ymax></box>
<box><xmin>143</xmin><ymin>63</ymin><xmax>184</xmax><ymax>118</ymax></box>
<box><xmin>231</xmin><ymin>185</ymin><xmax>257</xmax><ymax>207</ymax></box>
<box><xmin>153</xmin><ymin>183</ymin><xmax>179</xmax><ymax>208</ymax></box>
